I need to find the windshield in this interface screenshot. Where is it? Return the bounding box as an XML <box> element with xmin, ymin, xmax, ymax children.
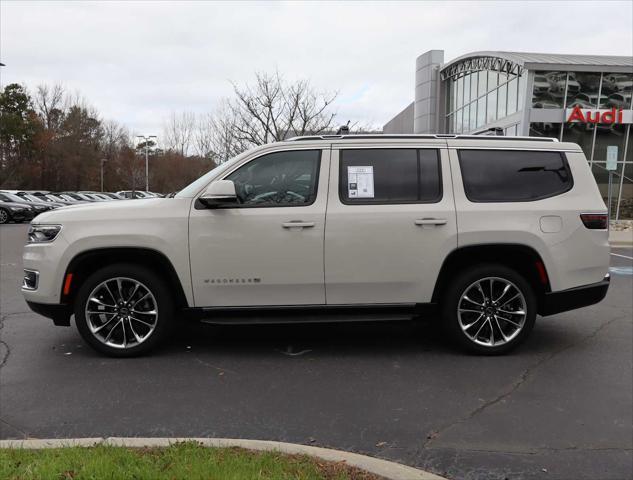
<box><xmin>176</xmin><ymin>150</ymin><xmax>251</xmax><ymax>198</ymax></box>
<box><xmin>1</xmin><ymin>192</ymin><xmax>23</xmax><ymax>202</ymax></box>
<box><xmin>24</xmin><ymin>194</ymin><xmax>43</xmax><ymax>202</ymax></box>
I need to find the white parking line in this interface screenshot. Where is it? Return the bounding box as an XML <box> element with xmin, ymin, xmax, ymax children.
<box><xmin>610</xmin><ymin>253</ymin><xmax>633</xmax><ymax>260</ymax></box>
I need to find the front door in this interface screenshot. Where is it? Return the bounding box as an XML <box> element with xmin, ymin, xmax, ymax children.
<box><xmin>189</xmin><ymin>148</ymin><xmax>329</xmax><ymax>307</ymax></box>
<box><xmin>324</xmin><ymin>145</ymin><xmax>457</xmax><ymax>304</ymax></box>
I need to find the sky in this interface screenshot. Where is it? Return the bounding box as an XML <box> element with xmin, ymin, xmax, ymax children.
<box><xmin>1</xmin><ymin>0</ymin><xmax>632</xmax><ymax>138</ymax></box>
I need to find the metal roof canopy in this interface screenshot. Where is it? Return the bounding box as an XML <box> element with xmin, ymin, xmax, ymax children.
<box><xmin>441</xmin><ymin>51</ymin><xmax>633</xmax><ymax>80</ymax></box>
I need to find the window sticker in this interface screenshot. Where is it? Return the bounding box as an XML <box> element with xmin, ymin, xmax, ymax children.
<box><xmin>347</xmin><ymin>166</ymin><xmax>374</xmax><ymax>198</ymax></box>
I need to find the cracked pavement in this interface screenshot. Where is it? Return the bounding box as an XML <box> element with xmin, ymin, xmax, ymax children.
<box><xmin>1</xmin><ymin>224</ymin><xmax>632</xmax><ymax>480</ymax></box>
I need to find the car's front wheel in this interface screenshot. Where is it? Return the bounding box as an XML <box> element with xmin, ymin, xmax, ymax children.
<box><xmin>74</xmin><ymin>264</ymin><xmax>174</xmax><ymax>357</ymax></box>
<box><xmin>442</xmin><ymin>264</ymin><xmax>536</xmax><ymax>355</ymax></box>
<box><xmin>0</xmin><ymin>208</ymin><xmax>10</xmax><ymax>224</ymax></box>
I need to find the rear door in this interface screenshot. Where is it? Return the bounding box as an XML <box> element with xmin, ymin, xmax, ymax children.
<box><xmin>324</xmin><ymin>143</ymin><xmax>457</xmax><ymax>305</ymax></box>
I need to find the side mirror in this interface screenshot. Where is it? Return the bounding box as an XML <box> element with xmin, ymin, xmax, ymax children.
<box><xmin>198</xmin><ymin>180</ymin><xmax>238</xmax><ymax>208</ymax></box>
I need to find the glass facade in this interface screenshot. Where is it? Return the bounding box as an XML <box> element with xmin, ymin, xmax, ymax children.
<box><xmin>446</xmin><ymin>69</ymin><xmax>526</xmax><ymax>134</ymax></box>
<box><xmin>530</xmin><ymin>70</ymin><xmax>633</xmax><ymax>219</ymax></box>
<box><xmin>532</xmin><ymin>71</ymin><xmax>632</xmax><ymax>111</ymax></box>
<box><xmin>442</xmin><ymin>60</ymin><xmax>632</xmax><ymax>218</ymax></box>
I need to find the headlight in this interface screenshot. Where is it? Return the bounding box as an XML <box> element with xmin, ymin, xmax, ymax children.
<box><xmin>9</xmin><ymin>206</ymin><xmax>25</xmax><ymax>212</ymax></box>
<box><xmin>27</xmin><ymin>224</ymin><xmax>62</xmax><ymax>243</ymax></box>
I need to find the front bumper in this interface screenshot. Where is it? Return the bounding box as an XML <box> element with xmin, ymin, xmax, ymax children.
<box><xmin>539</xmin><ymin>275</ymin><xmax>610</xmax><ymax>316</ymax></box>
<box><xmin>26</xmin><ymin>301</ymin><xmax>72</xmax><ymax>326</ymax></box>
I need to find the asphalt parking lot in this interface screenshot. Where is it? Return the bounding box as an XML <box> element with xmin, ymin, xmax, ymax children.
<box><xmin>1</xmin><ymin>223</ymin><xmax>631</xmax><ymax>480</ymax></box>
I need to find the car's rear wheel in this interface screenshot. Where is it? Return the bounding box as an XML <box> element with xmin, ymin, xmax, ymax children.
<box><xmin>442</xmin><ymin>264</ymin><xmax>536</xmax><ymax>355</ymax></box>
<box><xmin>0</xmin><ymin>208</ymin><xmax>10</xmax><ymax>224</ymax></box>
<box><xmin>74</xmin><ymin>264</ymin><xmax>174</xmax><ymax>357</ymax></box>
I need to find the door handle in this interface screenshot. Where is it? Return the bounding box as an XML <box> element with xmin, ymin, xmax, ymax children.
<box><xmin>414</xmin><ymin>218</ymin><xmax>447</xmax><ymax>226</ymax></box>
<box><xmin>282</xmin><ymin>221</ymin><xmax>315</xmax><ymax>228</ymax></box>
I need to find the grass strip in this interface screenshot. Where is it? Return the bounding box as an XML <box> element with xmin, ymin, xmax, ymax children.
<box><xmin>0</xmin><ymin>441</ymin><xmax>382</xmax><ymax>479</ymax></box>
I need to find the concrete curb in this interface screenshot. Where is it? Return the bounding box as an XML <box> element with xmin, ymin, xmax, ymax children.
<box><xmin>609</xmin><ymin>230</ymin><xmax>633</xmax><ymax>248</ymax></box>
<box><xmin>0</xmin><ymin>437</ymin><xmax>448</xmax><ymax>480</ymax></box>
<box><xmin>610</xmin><ymin>241</ymin><xmax>633</xmax><ymax>248</ymax></box>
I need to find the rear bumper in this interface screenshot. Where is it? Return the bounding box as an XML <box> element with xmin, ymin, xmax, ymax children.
<box><xmin>26</xmin><ymin>301</ymin><xmax>72</xmax><ymax>326</ymax></box>
<box><xmin>539</xmin><ymin>275</ymin><xmax>610</xmax><ymax>316</ymax></box>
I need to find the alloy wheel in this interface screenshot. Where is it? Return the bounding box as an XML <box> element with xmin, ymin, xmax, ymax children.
<box><xmin>0</xmin><ymin>209</ymin><xmax>9</xmax><ymax>224</ymax></box>
<box><xmin>85</xmin><ymin>277</ymin><xmax>158</xmax><ymax>349</ymax></box>
<box><xmin>457</xmin><ymin>276</ymin><xmax>527</xmax><ymax>347</ymax></box>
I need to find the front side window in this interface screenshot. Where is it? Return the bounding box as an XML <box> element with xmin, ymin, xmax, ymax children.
<box><xmin>339</xmin><ymin>149</ymin><xmax>441</xmax><ymax>204</ymax></box>
<box><xmin>459</xmin><ymin>149</ymin><xmax>573</xmax><ymax>202</ymax></box>
<box><xmin>226</xmin><ymin>150</ymin><xmax>320</xmax><ymax>207</ymax></box>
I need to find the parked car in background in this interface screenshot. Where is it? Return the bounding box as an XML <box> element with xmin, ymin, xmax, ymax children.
<box><xmin>0</xmin><ymin>192</ymin><xmax>54</xmax><ymax>217</ymax></box>
<box><xmin>0</xmin><ymin>199</ymin><xmax>35</xmax><ymax>224</ymax></box>
<box><xmin>78</xmin><ymin>192</ymin><xmax>122</xmax><ymax>201</ymax></box>
<box><xmin>608</xmin><ymin>92</ymin><xmax>632</xmax><ymax>109</ymax></box>
<box><xmin>532</xmin><ymin>75</ymin><xmax>550</xmax><ymax>95</ymax></box>
<box><xmin>603</xmin><ymin>74</ymin><xmax>633</xmax><ymax>93</ymax></box>
<box><xmin>99</xmin><ymin>192</ymin><xmax>125</xmax><ymax>200</ymax></box>
<box><xmin>0</xmin><ymin>191</ymin><xmax>62</xmax><ymax>210</ymax></box>
<box><xmin>546</xmin><ymin>72</ymin><xmax>580</xmax><ymax>95</ymax></box>
<box><xmin>58</xmin><ymin>192</ymin><xmax>103</xmax><ymax>202</ymax></box>
<box><xmin>572</xmin><ymin>93</ymin><xmax>611</xmax><ymax>109</ymax></box>
<box><xmin>116</xmin><ymin>190</ymin><xmax>160</xmax><ymax>199</ymax></box>
<box><xmin>49</xmin><ymin>194</ymin><xmax>83</xmax><ymax>204</ymax></box>
<box><xmin>14</xmin><ymin>192</ymin><xmax>72</xmax><ymax>207</ymax></box>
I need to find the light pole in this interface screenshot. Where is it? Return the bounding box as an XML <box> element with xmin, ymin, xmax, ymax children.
<box><xmin>100</xmin><ymin>158</ymin><xmax>107</xmax><ymax>192</ymax></box>
<box><xmin>136</xmin><ymin>135</ymin><xmax>157</xmax><ymax>192</ymax></box>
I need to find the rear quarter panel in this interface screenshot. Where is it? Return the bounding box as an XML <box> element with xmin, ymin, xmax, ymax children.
<box><xmin>448</xmin><ymin>141</ymin><xmax>609</xmax><ymax>292</ymax></box>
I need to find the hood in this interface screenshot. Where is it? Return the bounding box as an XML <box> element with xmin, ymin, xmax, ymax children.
<box><xmin>0</xmin><ymin>201</ymin><xmax>33</xmax><ymax>210</ymax></box>
<box><xmin>32</xmin><ymin>197</ymin><xmax>186</xmax><ymax>224</ymax></box>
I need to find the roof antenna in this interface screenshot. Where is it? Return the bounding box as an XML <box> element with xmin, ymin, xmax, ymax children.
<box><xmin>336</xmin><ymin>121</ymin><xmax>351</xmax><ymax>135</ymax></box>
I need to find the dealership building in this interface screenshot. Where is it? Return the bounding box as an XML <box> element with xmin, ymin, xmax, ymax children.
<box><xmin>384</xmin><ymin>50</ymin><xmax>633</xmax><ymax>219</ymax></box>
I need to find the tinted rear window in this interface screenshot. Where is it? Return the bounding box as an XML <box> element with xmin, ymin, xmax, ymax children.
<box><xmin>458</xmin><ymin>150</ymin><xmax>573</xmax><ymax>202</ymax></box>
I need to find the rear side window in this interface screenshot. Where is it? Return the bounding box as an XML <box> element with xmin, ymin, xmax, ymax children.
<box><xmin>339</xmin><ymin>149</ymin><xmax>441</xmax><ymax>204</ymax></box>
<box><xmin>458</xmin><ymin>150</ymin><xmax>573</xmax><ymax>202</ymax></box>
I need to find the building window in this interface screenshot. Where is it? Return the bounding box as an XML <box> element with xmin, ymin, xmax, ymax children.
<box><xmin>463</xmin><ymin>73</ymin><xmax>471</xmax><ymax>105</ymax></box>
<box><xmin>507</xmin><ymin>77</ymin><xmax>518</xmax><ymax>115</ymax></box>
<box><xmin>567</xmin><ymin>72</ymin><xmax>602</xmax><ymax>108</ymax></box>
<box><xmin>469</xmin><ymin>102</ymin><xmax>477</xmax><ymax>131</ymax></box>
<box><xmin>477</xmin><ymin>97</ymin><xmax>486</xmax><ymax>128</ymax></box>
<box><xmin>486</xmin><ymin>89</ymin><xmax>497</xmax><ymax>124</ymax></box>
<box><xmin>488</xmin><ymin>71</ymin><xmax>498</xmax><ymax>91</ymax></box>
<box><xmin>603</xmin><ymin>72</ymin><xmax>633</xmax><ymax>109</ymax></box>
<box><xmin>478</xmin><ymin>71</ymin><xmax>487</xmax><ymax>98</ymax></box>
<box><xmin>532</xmin><ymin>71</ymin><xmax>566</xmax><ymax>109</ymax></box>
<box><xmin>498</xmin><ymin>83</ymin><xmax>507</xmax><ymax>119</ymax></box>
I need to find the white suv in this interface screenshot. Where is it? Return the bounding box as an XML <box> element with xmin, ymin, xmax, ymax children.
<box><xmin>22</xmin><ymin>135</ymin><xmax>610</xmax><ymax>356</ymax></box>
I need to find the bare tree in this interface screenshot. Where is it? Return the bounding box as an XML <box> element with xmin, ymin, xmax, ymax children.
<box><xmin>195</xmin><ymin>103</ymin><xmax>249</xmax><ymax>164</ymax></box>
<box><xmin>33</xmin><ymin>84</ymin><xmax>65</xmax><ymax>130</ymax></box>
<box><xmin>163</xmin><ymin>111</ymin><xmax>195</xmax><ymax>155</ymax></box>
<box><xmin>227</xmin><ymin>71</ymin><xmax>338</xmax><ymax>146</ymax></box>
<box><xmin>194</xmin><ymin>113</ymin><xmax>215</xmax><ymax>159</ymax></box>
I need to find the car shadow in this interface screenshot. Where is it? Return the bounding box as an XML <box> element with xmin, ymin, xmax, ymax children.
<box><xmin>163</xmin><ymin>317</ymin><xmax>452</xmax><ymax>357</ymax></box>
<box><xmin>153</xmin><ymin>315</ymin><xmax>577</xmax><ymax>359</ymax></box>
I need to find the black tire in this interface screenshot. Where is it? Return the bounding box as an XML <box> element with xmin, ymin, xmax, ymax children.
<box><xmin>0</xmin><ymin>208</ymin><xmax>10</xmax><ymax>224</ymax></box>
<box><xmin>74</xmin><ymin>263</ymin><xmax>175</xmax><ymax>357</ymax></box>
<box><xmin>441</xmin><ymin>264</ymin><xmax>537</xmax><ymax>355</ymax></box>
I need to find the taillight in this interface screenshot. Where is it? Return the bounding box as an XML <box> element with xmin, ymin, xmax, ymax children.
<box><xmin>580</xmin><ymin>213</ymin><xmax>608</xmax><ymax>229</ymax></box>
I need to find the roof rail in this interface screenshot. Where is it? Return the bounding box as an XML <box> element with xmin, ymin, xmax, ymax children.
<box><xmin>285</xmin><ymin>134</ymin><xmax>558</xmax><ymax>142</ymax></box>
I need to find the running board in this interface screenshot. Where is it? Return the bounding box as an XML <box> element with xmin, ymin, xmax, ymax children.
<box><xmin>182</xmin><ymin>303</ymin><xmax>437</xmax><ymax>325</ymax></box>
